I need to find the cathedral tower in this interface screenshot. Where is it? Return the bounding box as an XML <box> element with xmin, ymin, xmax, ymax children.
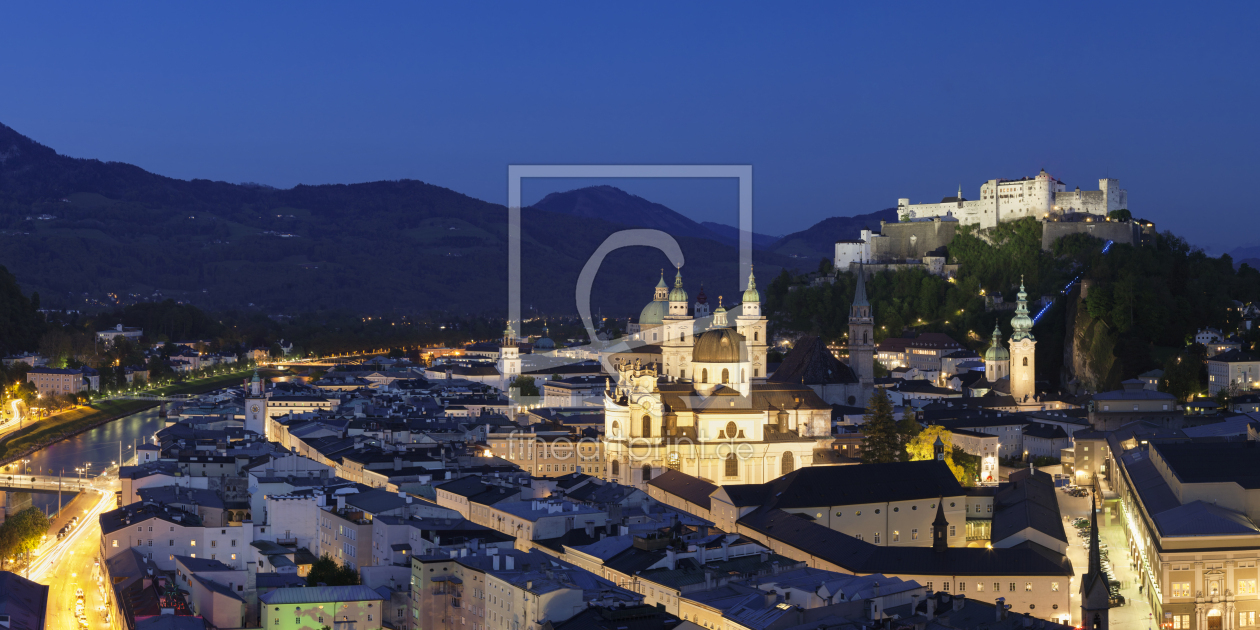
<box><xmin>847</xmin><ymin>265</ymin><xmax>875</xmax><ymax>391</ymax></box>
<box><xmin>661</xmin><ymin>269</ymin><xmax>694</xmax><ymax>381</ymax></box>
<box><xmin>983</xmin><ymin>324</ymin><xmax>1010</xmax><ymax>381</ymax></box>
<box><xmin>735</xmin><ymin>268</ymin><xmax>768</xmax><ymax>381</ymax></box>
<box><xmin>1009</xmin><ymin>277</ymin><xmax>1037</xmax><ymax>403</ymax></box>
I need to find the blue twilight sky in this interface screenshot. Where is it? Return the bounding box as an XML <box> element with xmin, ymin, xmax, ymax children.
<box><xmin>1</xmin><ymin>2</ymin><xmax>1258</xmax><ymax>252</ymax></box>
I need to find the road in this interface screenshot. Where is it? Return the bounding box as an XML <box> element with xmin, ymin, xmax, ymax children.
<box><xmin>29</xmin><ymin>488</ymin><xmax>118</xmax><ymax>630</ymax></box>
<box><xmin>1058</xmin><ymin>484</ymin><xmax>1156</xmax><ymax>630</ymax></box>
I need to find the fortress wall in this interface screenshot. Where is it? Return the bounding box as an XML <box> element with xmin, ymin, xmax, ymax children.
<box><xmin>1041</xmin><ymin>220</ymin><xmax>1141</xmax><ymax>252</ymax></box>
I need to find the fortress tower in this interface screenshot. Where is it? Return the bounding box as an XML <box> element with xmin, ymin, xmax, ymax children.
<box><xmin>1009</xmin><ymin>278</ymin><xmax>1036</xmax><ymax>404</ymax></box>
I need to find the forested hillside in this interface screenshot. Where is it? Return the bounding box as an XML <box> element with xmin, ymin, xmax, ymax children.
<box><xmin>767</xmin><ymin>218</ymin><xmax>1260</xmax><ymax>394</ymax></box>
<box><xmin>0</xmin><ymin>122</ymin><xmax>802</xmax><ymax>316</ymax></box>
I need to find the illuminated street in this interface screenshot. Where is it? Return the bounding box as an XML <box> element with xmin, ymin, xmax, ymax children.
<box><xmin>30</xmin><ymin>488</ymin><xmax>118</xmax><ymax>630</ymax></box>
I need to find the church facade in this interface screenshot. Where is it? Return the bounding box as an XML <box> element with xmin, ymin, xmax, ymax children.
<box><xmin>603</xmin><ymin>270</ymin><xmax>831</xmax><ymax>491</ymax></box>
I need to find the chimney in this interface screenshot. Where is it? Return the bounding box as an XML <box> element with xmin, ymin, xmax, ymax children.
<box><xmin>996</xmin><ymin>598</ymin><xmax>1005</xmax><ymax>621</ymax></box>
<box><xmin>246</xmin><ymin>561</ymin><xmax>257</xmax><ymax>591</ymax></box>
<box><xmin>765</xmin><ymin>589</ymin><xmax>778</xmax><ymax>607</ymax></box>
<box><xmin>493</xmin><ymin>555</ymin><xmax>500</xmax><ymax>571</ymax></box>
<box><xmin>666</xmin><ymin>548</ymin><xmax>677</xmax><ymax>570</ymax></box>
<box><xmin>926</xmin><ymin>595</ymin><xmax>936</xmax><ymax>620</ymax></box>
<box><xmin>697</xmin><ymin>544</ymin><xmax>706</xmax><ymax>565</ymax></box>
<box><xmin>704</xmin><ymin>570</ymin><xmax>714</xmax><ymax>590</ymax></box>
<box><xmin>952</xmin><ymin>594</ymin><xmax>965</xmax><ymax>612</ymax></box>
<box><xmin>722</xmin><ymin>539</ymin><xmax>731</xmax><ymax>561</ymax></box>
<box><xmin>873</xmin><ymin>582</ymin><xmax>880</xmax><ymax>597</ymax></box>
<box><xmin>506</xmin><ymin>555</ymin><xmax>514</xmax><ymax>570</ymax></box>
<box><xmin>336</xmin><ymin>495</ymin><xmax>345</xmax><ymax>511</ymax></box>
<box><xmin>1022</xmin><ymin>613</ymin><xmax>1032</xmax><ymax>628</ymax></box>
<box><xmin>585</xmin><ymin>521</ymin><xmax>594</xmax><ymax>538</ymax></box>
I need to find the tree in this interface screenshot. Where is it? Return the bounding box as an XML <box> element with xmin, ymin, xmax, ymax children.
<box><xmin>0</xmin><ymin>507</ymin><xmax>50</xmax><ymax>572</ymax></box>
<box><xmin>306</xmin><ymin>554</ymin><xmax>360</xmax><ymax>586</ymax></box>
<box><xmin>861</xmin><ymin>388</ymin><xmax>899</xmax><ymax>464</ymax></box>
<box><xmin>510</xmin><ymin>375</ymin><xmax>539</xmax><ymax>398</ymax></box>
<box><xmin>388</xmin><ymin>347</ymin><xmax>405</xmax><ymax>359</ymax></box>
<box><xmin>895</xmin><ymin>413</ymin><xmax>921</xmax><ymax>462</ymax></box>
<box><xmin>905</xmin><ymin>425</ymin><xmax>970</xmax><ymax>485</ymax></box>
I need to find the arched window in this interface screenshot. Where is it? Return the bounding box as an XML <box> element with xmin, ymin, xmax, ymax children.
<box><xmin>781</xmin><ymin>451</ymin><xmax>794</xmax><ymax>476</ymax></box>
<box><xmin>1022</xmin><ymin>357</ymin><xmax>1028</xmax><ymax>366</ymax></box>
<box><xmin>863</xmin><ymin>330</ymin><xmax>869</xmax><ymax>344</ymax></box>
<box><xmin>667</xmin><ymin>452</ymin><xmax>680</xmax><ymax>470</ymax></box>
<box><xmin>641</xmin><ymin>415</ymin><xmax>652</xmax><ymax>438</ymax></box>
<box><xmin>611</xmin><ymin>458</ymin><xmax>620</xmax><ymax>476</ymax></box>
<box><xmin>680</xmin><ymin>369</ymin><xmax>686</xmax><ymax>379</ymax></box>
<box><xmin>611</xmin><ymin>420</ymin><xmax>620</xmax><ymax>438</ymax></box>
<box><xmin>681</xmin><ymin>332</ymin><xmax>687</xmax><ymax>342</ymax></box>
<box><xmin>726</xmin><ymin>421</ymin><xmax>738</xmax><ymax>439</ymax></box>
<box><xmin>847</xmin><ymin>395</ymin><xmax>856</xmax><ymax>406</ymax></box>
<box><xmin>725</xmin><ymin>453</ymin><xmax>738</xmax><ymax>478</ymax></box>
<box><xmin>701</xmin><ymin>368</ymin><xmax>708</xmax><ymax>383</ymax></box>
<box><xmin>721</xmin><ymin>368</ymin><xmax>730</xmax><ymax>384</ymax></box>
<box><xmin>642</xmin><ymin>464</ymin><xmax>652</xmax><ymax>482</ymax></box>
<box><xmin>754</xmin><ymin>331</ymin><xmax>759</xmax><ymax>341</ymax></box>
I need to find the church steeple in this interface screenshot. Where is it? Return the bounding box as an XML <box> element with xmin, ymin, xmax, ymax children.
<box><xmin>852</xmin><ymin>264</ymin><xmax>869</xmax><ymax>309</ymax></box>
<box><xmin>847</xmin><ymin>264</ymin><xmax>874</xmax><ymax>397</ymax></box>
<box><xmin>1080</xmin><ymin>476</ymin><xmax>1110</xmax><ymax>630</ymax></box>
<box><xmin>1010</xmin><ymin>276</ymin><xmax>1034</xmax><ymax>341</ymax></box>
<box><xmin>932</xmin><ymin>497</ymin><xmax>949</xmax><ymax>552</ymax></box>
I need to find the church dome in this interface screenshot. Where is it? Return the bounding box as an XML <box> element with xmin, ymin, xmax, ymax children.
<box><xmin>984</xmin><ymin>341</ymin><xmax>1009</xmax><ymax>362</ymax></box>
<box><xmin>639</xmin><ymin>300</ymin><xmax>668</xmax><ymax>327</ymax></box>
<box><xmin>692</xmin><ymin>328</ymin><xmax>746</xmax><ymax>363</ymax></box>
<box><xmin>742</xmin><ymin>268</ymin><xmax>760</xmax><ymax>303</ymax></box>
<box><xmin>534</xmin><ymin>337</ymin><xmax>555</xmax><ymax>350</ymax></box>
<box><xmin>669</xmin><ymin>286</ymin><xmax>688</xmax><ymax>302</ymax></box>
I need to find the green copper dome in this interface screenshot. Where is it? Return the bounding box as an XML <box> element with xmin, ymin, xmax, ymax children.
<box><xmin>983</xmin><ymin>325</ymin><xmax>1009</xmax><ymax>362</ymax></box>
<box><xmin>639</xmin><ymin>299</ymin><xmax>667</xmax><ymax>327</ymax></box>
<box><xmin>668</xmin><ymin>269</ymin><xmax>688</xmax><ymax>303</ymax></box>
<box><xmin>742</xmin><ymin>268</ymin><xmax>760</xmax><ymax>303</ymax></box>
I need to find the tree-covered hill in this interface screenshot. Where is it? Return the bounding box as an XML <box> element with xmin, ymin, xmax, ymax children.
<box><xmin>0</xmin><ymin>122</ymin><xmax>804</xmax><ymax>316</ymax></box>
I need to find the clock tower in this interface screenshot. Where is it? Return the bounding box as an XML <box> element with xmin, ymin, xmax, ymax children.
<box><xmin>245</xmin><ymin>369</ymin><xmax>269</xmax><ymax>438</ymax></box>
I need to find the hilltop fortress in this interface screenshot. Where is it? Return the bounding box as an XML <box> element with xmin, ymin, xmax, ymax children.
<box><xmin>835</xmin><ymin>171</ymin><xmax>1153</xmax><ymax>272</ymax></box>
<box><xmin>897</xmin><ymin>169</ymin><xmax>1127</xmax><ymax>229</ymax></box>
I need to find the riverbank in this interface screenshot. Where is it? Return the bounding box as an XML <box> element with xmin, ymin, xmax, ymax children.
<box><xmin>0</xmin><ymin>368</ymin><xmax>273</xmax><ymax>465</ymax></box>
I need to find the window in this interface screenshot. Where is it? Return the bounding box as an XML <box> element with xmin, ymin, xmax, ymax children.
<box><xmin>893</xmin><ymin>530</ymin><xmax>900</xmax><ymax>542</ymax></box>
<box><xmin>1172</xmin><ymin>583</ymin><xmax>1191</xmax><ymax>597</ymax></box>
<box><xmin>191</xmin><ymin>540</ymin><xmax>196</xmax><ymax>546</ymax></box>
<box><xmin>1025</xmin><ymin>582</ymin><xmax>1032</xmax><ymax>591</ymax></box>
<box><xmin>147</xmin><ymin>540</ymin><xmax>153</xmax><ymax>546</ymax></box>
<box><xmin>1009</xmin><ymin>583</ymin><xmax>1015</xmax><ymax>592</ymax></box>
<box><xmin>1052</xmin><ymin>582</ymin><xmax>1059</xmax><ymax>592</ymax></box>
<box><xmin>958</xmin><ymin>581</ymin><xmax>965</xmax><ymax>592</ymax></box>
<box><xmin>702</xmin><ymin>369</ymin><xmax>708</xmax><ymax>383</ymax></box>
<box><xmin>725</xmin><ymin>453</ymin><xmax>738</xmax><ymax>477</ymax></box>
<box><xmin>911</xmin><ymin>529</ymin><xmax>918</xmax><ymax>540</ymax></box>
<box><xmin>949</xmin><ymin>525</ymin><xmax>956</xmax><ymax>537</ymax></box>
<box><xmin>170</xmin><ymin>540</ymin><xmax>174</xmax><ymax>546</ymax></box>
<box><xmin>611</xmin><ymin>421</ymin><xmax>620</xmax><ymax>437</ymax></box>
<box><xmin>1173</xmin><ymin>615</ymin><xmax>1190</xmax><ymax>629</ymax></box>
<box><xmin>994</xmin><ymin>583</ymin><xmax>1000</xmax><ymax>593</ymax></box>
<box><xmin>211</xmin><ymin>540</ymin><xmax>217</xmax><ymax>548</ymax></box>
<box><xmin>1242</xmin><ymin>580</ymin><xmax>1258</xmax><ymax>595</ymax></box>
<box><xmin>977</xmin><ymin>583</ymin><xmax>984</xmax><ymax>592</ymax></box>
<box><xmin>642</xmin><ymin>415</ymin><xmax>652</xmax><ymax>438</ymax></box>
<box><xmin>925</xmin><ymin>582</ymin><xmax>933</xmax><ymax>591</ymax></box>
<box><xmin>1241</xmin><ymin>612</ymin><xmax>1255</xmax><ymax>627</ymax></box>
<box><xmin>112</xmin><ymin>540</ymin><xmax>118</xmax><ymax>548</ymax></box>
<box><xmin>856</xmin><ymin>534</ymin><xmax>863</xmax><ymax>541</ymax></box>
<box><xmin>611</xmin><ymin>459</ymin><xmax>620</xmax><ymax>476</ymax></box>
<box><xmin>942</xmin><ymin>582</ymin><xmax>949</xmax><ymax>592</ymax></box>
<box><xmin>781</xmin><ymin>451</ymin><xmax>794</xmax><ymax>475</ymax></box>
<box><xmin>874</xmin><ymin>533</ymin><xmax>880</xmax><ymax>544</ymax></box>
<box><xmin>721</xmin><ymin>368</ymin><xmax>729</xmax><ymax>384</ymax></box>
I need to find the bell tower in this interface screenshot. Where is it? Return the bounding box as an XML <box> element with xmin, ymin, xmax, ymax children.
<box><xmin>245</xmin><ymin>369</ymin><xmax>268</xmax><ymax>438</ymax></box>
<box><xmin>735</xmin><ymin>267</ymin><xmax>768</xmax><ymax>382</ymax></box>
<box><xmin>661</xmin><ymin>269</ymin><xmax>693</xmax><ymax>381</ymax></box>
<box><xmin>847</xmin><ymin>265</ymin><xmax>875</xmax><ymax>393</ymax></box>
<box><xmin>1009</xmin><ymin>277</ymin><xmax>1037</xmax><ymax>404</ymax></box>
<box><xmin>498</xmin><ymin>322</ymin><xmax>521</xmax><ymax>392</ymax></box>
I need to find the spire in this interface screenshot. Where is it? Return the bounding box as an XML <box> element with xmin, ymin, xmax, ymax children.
<box><xmin>668</xmin><ymin>267</ymin><xmax>688</xmax><ymax>303</ymax></box>
<box><xmin>502</xmin><ymin>322</ymin><xmax>518</xmax><ymax>348</ymax></box>
<box><xmin>742</xmin><ymin>265</ymin><xmax>760</xmax><ymax>303</ymax></box>
<box><xmin>852</xmin><ymin>264</ymin><xmax>869</xmax><ymax>308</ymax></box>
<box><xmin>957</xmin><ymin>184</ymin><xmax>962</xmax><ymax>199</ymax></box>
<box><xmin>932</xmin><ymin>497</ymin><xmax>949</xmax><ymax>552</ymax></box>
<box><xmin>1088</xmin><ymin>474</ymin><xmax>1102</xmax><ymax>576</ymax></box>
<box><xmin>1010</xmin><ymin>275</ymin><xmax>1035</xmax><ymax>341</ymax></box>
<box><xmin>696</xmin><ymin>284</ymin><xmax>708</xmax><ymax>304</ymax></box>
<box><xmin>712</xmin><ymin>296</ymin><xmax>728</xmax><ymax>328</ymax></box>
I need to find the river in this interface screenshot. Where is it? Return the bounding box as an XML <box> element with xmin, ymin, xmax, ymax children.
<box><xmin>4</xmin><ymin>407</ymin><xmax>166</xmax><ymax>517</ymax></box>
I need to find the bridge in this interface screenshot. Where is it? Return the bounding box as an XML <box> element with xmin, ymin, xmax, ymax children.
<box><xmin>0</xmin><ymin>473</ymin><xmax>98</xmax><ymax>493</ymax></box>
<box><xmin>107</xmin><ymin>392</ymin><xmax>202</xmax><ymax>402</ymax></box>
